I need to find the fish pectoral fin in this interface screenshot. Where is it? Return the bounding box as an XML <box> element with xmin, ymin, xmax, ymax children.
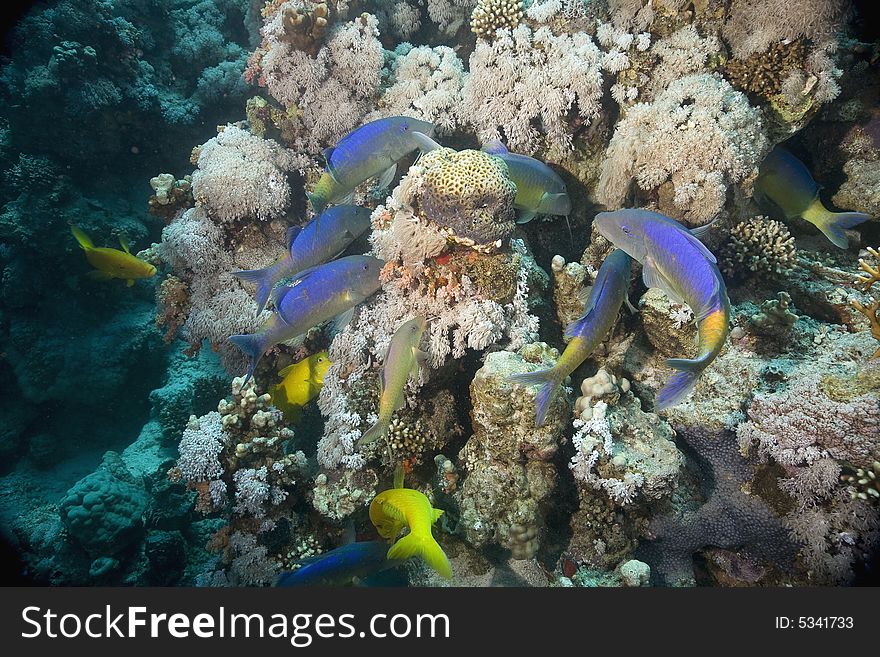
<box><xmin>330</xmin><ymin>307</ymin><xmax>355</xmax><ymax>336</ymax></box>
<box><xmin>277</xmin><ymin>363</ymin><xmax>296</xmax><ymax>378</ymax></box>
<box><xmin>411</xmin><ymin>131</ymin><xmax>441</xmax><ymax>153</ymax></box>
<box><xmin>118</xmin><ymin>236</ymin><xmax>131</xmax><ymax>254</ymax></box>
<box><xmin>338</xmin><ymin>190</ymin><xmax>356</xmax><ymax>205</ymax></box>
<box><xmin>392</xmin><ymin>393</ymin><xmax>406</xmax><ymax>412</ymax></box>
<box><xmin>642</xmin><ymin>258</ymin><xmax>685</xmax><ymax>305</ymax></box>
<box><xmin>431</xmin><ymin>508</ymin><xmax>444</xmax><ymax>524</ymax></box>
<box><xmin>516</xmin><ymin>210</ymin><xmax>537</xmax><ymax>224</ymax></box>
<box><xmin>414</xmin><ymin>348</ymin><xmax>429</xmax><ymax>372</ymax></box>
<box><xmin>376</xmin><ymin>163</ymin><xmax>397</xmax><ymax>190</ymax></box>
<box><xmin>285</xmin><ymin>225</ymin><xmax>302</xmax><ymax>249</ymax></box>
<box><xmin>624</xmin><ymin>295</ymin><xmax>638</xmax><ymax>314</ymax></box>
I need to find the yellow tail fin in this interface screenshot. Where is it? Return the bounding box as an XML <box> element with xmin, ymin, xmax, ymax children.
<box><xmin>70</xmin><ymin>225</ymin><xmax>94</xmax><ymax>250</ymax></box>
<box><xmin>387</xmin><ymin>532</ymin><xmax>452</xmax><ymax>579</ymax></box>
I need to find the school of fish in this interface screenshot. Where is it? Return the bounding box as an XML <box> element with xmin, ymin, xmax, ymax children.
<box><xmin>70</xmin><ymin>115</ymin><xmax>869</xmax><ymax>583</ymax></box>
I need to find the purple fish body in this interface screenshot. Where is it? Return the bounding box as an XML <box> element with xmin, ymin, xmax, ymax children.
<box><xmin>309</xmin><ymin>117</ymin><xmax>437</xmax><ymax>211</ymax></box>
<box><xmin>233</xmin><ymin>205</ymin><xmax>372</xmax><ymax>313</ymax></box>
<box><xmin>595</xmin><ymin>209</ymin><xmax>729</xmax><ymax>409</ymax></box>
<box><xmin>509</xmin><ymin>249</ymin><xmax>632</xmax><ymax>426</ymax></box>
<box><xmin>228</xmin><ymin>255</ymin><xmax>383</xmax><ymax>384</ymax></box>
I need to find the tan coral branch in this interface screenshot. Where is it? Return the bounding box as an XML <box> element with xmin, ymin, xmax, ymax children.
<box><xmin>855</xmin><ymin>247</ymin><xmax>880</xmax><ymax>293</ymax></box>
<box><xmin>850</xmin><ymin>298</ymin><xmax>880</xmax><ymax>358</ymax></box>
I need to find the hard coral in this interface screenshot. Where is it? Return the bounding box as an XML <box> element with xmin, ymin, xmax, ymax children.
<box><xmin>719</xmin><ymin>216</ymin><xmax>796</xmax><ymax>279</ymax></box>
<box><xmin>470</xmin><ymin>0</ymin><xmax>523</xmax><ymax>40</ymax></box>
<box><xmin>280</xmin><ymin>2</ymin><xmax>331</xmax><ymax>55</ymax></box>
<box><xmin>416</xmin><ymin>148</ymin><xmax>517</xmax><ymax>246</ymax></box>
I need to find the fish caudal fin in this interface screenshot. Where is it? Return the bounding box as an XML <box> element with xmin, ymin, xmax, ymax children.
<box><xmin>227</xmin><ymin>333</ymin><xmax>266</xmax><ymax>387</ymax></box>
<box><xmin>233</xmin><ymin>267</ymin><xmax>275</xmax><ymax>314</ymax></box>
<box><xmin>803</xmin><ymin>201</ymin><xmax>870</xmax><ymax>249</ymax></box>
<box><xmin>509</xmin><ymin>368</ymin><xmax>559</xmax><ymax>428</ymax></box>
<box><xmin>387</xmin><ymin>532</ymin><xmax>452</xmax><ymax>579</ymax></box>
<box><xmin>358</xmin><ymin>419</ymin><xmax>388</xmax><ymax>446</ymax></box>
<box><xmin>655</xmin><ymin>358</ymin><xmax>704</xmax><ymax>410</ymax></box>
<box><xmin>70</xmin><ymin>225</ymin><xmax>94</xmax><ymax>250</ymax></box>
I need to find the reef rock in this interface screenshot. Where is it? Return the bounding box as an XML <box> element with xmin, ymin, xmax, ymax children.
<box><xmin>455</xmin><ymin>344</ymin><xmax>568</xmax><ymax>559</ymax></box>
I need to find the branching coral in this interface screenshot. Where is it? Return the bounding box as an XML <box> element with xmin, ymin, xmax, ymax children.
<box><xmin>851</xmin><ymin>247</ymin><xmax>880</xmax><ymax>358</ymax></box>
<box><xmin>597</xmin><ymin>74</ymin><xmax>769</xmax><ymax>225</ymax></box>
<box><xmin>719</xmin><ymin>217</ymin><xmax>796</xmax><ymax>279</ymax></box>
<box><xmin>470</xmin><ymin>0</ymin><xmax>523</xmax><ymax>40</ymax></box>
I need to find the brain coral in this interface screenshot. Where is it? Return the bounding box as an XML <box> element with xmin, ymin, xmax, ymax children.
<box><xmin>416</xmin><ymin>148</ymin><xmax>517</xmax><ymax>245</ymax></box>
<box><xmin>59</xmin><ymin>452</ymin><xmax>149</xmax><ymax>556</ymax></box>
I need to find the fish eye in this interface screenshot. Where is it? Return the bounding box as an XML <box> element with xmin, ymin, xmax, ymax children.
<box><xmin>621</xmin><ymin>225</ymin><xmax>632</xmax><ymax>235</ymax></box>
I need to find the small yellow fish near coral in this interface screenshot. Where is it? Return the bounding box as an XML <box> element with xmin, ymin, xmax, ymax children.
<box><xmin>269</xmin><ymin>351</ymin><xmax>332</xmax><ymax>422</ymax></box>
<box><xmin>70</xmin><ymin>225</ymin><xmax>156</xmax><ymax>286</ymax></box>
<box><xmin>369</xmin><ymin>484</ymin><xmax>452</xmax><ymax>580</ymax></box>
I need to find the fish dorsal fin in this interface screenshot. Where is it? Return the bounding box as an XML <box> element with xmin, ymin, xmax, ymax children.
<box><xmin>431</xmin><ymin>508</ymin><xmax>444</xmax><ymax>524</ymax></box>
<box><xmin>565</xmin><ymin>283</ymin><xmax>604</xmax><ymax>341</ymax></box>
<box><xmin>482</xmin><ymin>139</ymin><xmax>509</xmax><ymax>155</ymax></box>
<box><xmin>322</xmin><ymin>146</ymin><xmax>335</xmax><ymax>166</ymax></box>
<box><xmin>689</xmin><ymin>218</ymin><xmax>718</xmax><ymax>240</ymax></box>
<box><xmin>393</xmin><ymin>464</ymin><xmax>405</xmax><ymax>489</ymax></box>
<box><xmin>118</xmin><ymin>236</ymin><xmax>131</xmax><ymax>253</ymax></box>
<box><xmin>680</xmin><ymin>226</ymin><xmax>717</xmax><ymax>264</ymax></box>
<box><xmin>277</xmin><ymin>363</ymin><xmax>296</xmax><ymax>378</ymax></box>
<box><xmin>376</xmin><ymin>163</ymin><xmax>397</xmax><ymax>190</ymax></box>
<box><xmin>642</xmin><ymin>257</ymin><xmax>686</xmax><ymax>306</ymax></box>
<box><xmin>285</xmin><ymin>225</ymin><xmax>302</xmax><ymax>249</ymax></box>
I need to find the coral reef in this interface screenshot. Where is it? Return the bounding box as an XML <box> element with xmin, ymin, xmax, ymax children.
<box><xmin>456</xmin><ymin>345</ymin><xmax>567</xmax><ymax>559</ymax></box>
<box><xmin>470</xmin><ymin>0</ymin><xmax>523</xmax><ymax>40</ymax></box>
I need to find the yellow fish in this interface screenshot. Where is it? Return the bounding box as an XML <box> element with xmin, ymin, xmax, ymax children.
<box><xmin>369</xmin><ymin>486</ymin><xmax>451</xmax><ymax>579</ymax></box>
<box><xmin>71</xmin><ymin>225</ymin><xmax>156</xmax><ymax>286</ymax></box>
<box><xmin>269</xmin><ymin>351</ymin><xmax>332</xmax><ymax>422</ymax></box>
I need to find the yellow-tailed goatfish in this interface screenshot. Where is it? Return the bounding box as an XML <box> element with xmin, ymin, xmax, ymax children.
<box><xmin>70</xmin><ymin>225</ymin><xmax>156</xmax><ymax>286</ymax></box>
<box><xmin>358</xmin><ymin>315</ymin><xmax>428</xmax><ymax>445</ymax></box>
<box><xmin>309</xmin><ymin>116</ymin><xmax>440</xmax><ymax>212</ymax></box>
<box><xmin>369</xmin><ymin>485</ymin><xmax>451</xmax><ymax>579</ymax></box>
<box><xmin>482</xmin><ymin>140</ymin><xmax>572</xmax><ymax>224</ymax></box>
<box><xmin>234</xmin><ymin>205</ymin><xmax>372</xmax><ymax>314</ymax></box>
<box><xmin>595</xmin><ymin>209</ymin><xmax>730</xmax><ymax>410</ymax></box>
<box><xmin>270</xmin><ymin>351</ymin><xmax>332</xmax><ymax>423</ymax></box>
<box><xmin>509</xmin><ymin>249</ymin><xmax>632</xmax><ymax>426</ymax></box>
<box><xmin>754</xmin><ymin>146</ymin><xmax>870</xmax><ymax>248</ymax></box>
<box><xmin>228</xmin><ymin>255</ymin><xmax>383</xmax><ymax>386</ymax></box>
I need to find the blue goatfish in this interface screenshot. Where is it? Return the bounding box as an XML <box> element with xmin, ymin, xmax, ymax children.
<box><xmin>755</xmin><ymin>146</ymin><xmax>870</xmax><ymax>248</ymax></box>
<box><xmin>359</xmin><ymin>316</ymin><xmax>428</xmax><ymax>446</ymax></box>
<box><xmin>595</xmin><ymin>209</ymin><xmax>730</xmax><ymax>410</ymax></box>
<box><xmin>482</xmin><ymin>140</ymin><xmax>572</xmax><ymax>223</ymax></box>
<box><xmin>228</xmin><ymin>255</ymin><xmax>383</xmax><ymax>385</ymax></box>
<box><xmin>309</xmin><ymin>116</ymin><xmax>440</xmax><ymax>212</ymax></box>
<box><xmin>233</xmin><ymin>205</ymin><xmax>372</xmax><ymax>313</ymax></box>
<box><xmin>275</xmin><ymin>541</ymin><xmax>402</xmax><ymax>587</ymax></box>
<box><xmin>510</xmin><ymin>249</ymin><xmax>632</xmax><ymax>426</ymax></box>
